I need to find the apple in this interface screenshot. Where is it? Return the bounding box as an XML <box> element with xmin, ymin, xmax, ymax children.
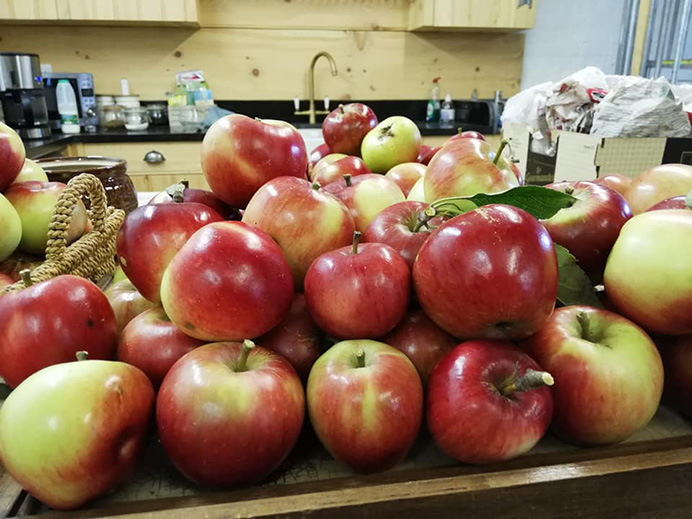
<box><xmin>0</xmin><ymin>356</ymin><xmax>154</xmax><ymax>509</ymax></box>
<box><xmin>242</xmin><ymin>176</ymin><xmax>355</xmax><ymax>289</ymax></box>
<box><xmin>104</xmin><ymin>279</ymin><xmax>158</xmax><ymax>334</ymax></box>
<box><xmin>12</xmin><ymin>159</ymin><xmax>48</xmax><ymax>184</ymax></box>
<box><xmin>0</xmin><ymin>272</ymin><xmax>13</xmax><ymax>290</ymax></box>
<box><xmin>0</xmin><ymin>252</ymin><xmax>42</xmax><ymax>282</ymax></box>
<box><xmin>116</xmin><ymin>202</ymin><xmax>223</xmax><ymax>303</ymax></box>
<box><xmin>201</xmin><ymin>114</ymin><xmax>308</xmax><ymax>208</ymax></box>
<box><xmin>385</xmin><ymin>162</ymin><xmax>426</xmax><ymax>197</ymax></box>
<box><xmin>5</xmin><ymin>181</ymin><xmax>88</xmax><ymax>255</ymax></box>
<box><xmin>604</xmin><ymin>209</ymin><xmax>692</xmax><ymax>335</ymax></box>
<box><xmin>361</xmin><ymin>116</ymin><xmax>421</xmax><ymax>173</ymax></box>
<box><xmin>309</xmin><ymin>143</ymin><xmax>331</xmax><ymax>169</ymax></box>
<box><xmin>382</xmin><ymin>310</ymin><xmax>456</xmax><ymax>383</ymax></box>
<box><xmin>306</xmin><ymin>339</ymin><xmax>422</xmax><ymax>472</ymax></box>
<box><xmin>148</xmin><ymin>181</ymin><xmax>241</xmax><ymax>220</ymax></box>
<box><xmin>417</xmin><ymin>145</ymin><xmax>441</xmax><ymax>166</ymax></box>
<box><xmin>157</xmin><ymin>341</ymin><xmax>304</xmax><ymax>486</ymax></box>
<box><xmin>310</xmin><ymin>153</ymin><xmax>346</xmax><ymax>180</ymax></box>
<box><xmin>625</xmin><ymin>164</ymin><xmax>692</xmax><ymax>214</ymax></box>
<box><xmin>362</xmin><ymin>201</ymin><xmax>443</xmax><ymax>270</ymax></box>
<box><xmin>448</xmin><ymin>129</ymin><xmax>487</xmax><ymax>143</ymax></box>
<box><xmin>117</xmin><ymin>306</ymin><xmax>205</xmax><ymax>388</ymax></box>
<box><xmin>522</xmin><ymin>306</ymin><xmax>663</xmax><ymax>445</ymax></box>
<box><xmin>161</xmin><ymin>221</ymin><xmax>293</xmax><ymax>341</ymax></box>
<box><xmin>647</xmin><ymin>195</ymin><xmax>689</xmax><ymax>211</ymax></box>
<box><xmin>0</xmin><ymin>273</ymin><xmax>118</xmax><ymax>388</ymax></box>
<box><xmin>594</xmin><ymin>174</ymin><xmax>632</xmax><ymax>197</ymax></box>
<box><xmin>541</xmin><ymin>181</ymin><xmax>632</xmax><ymax>283</ymax></box>
<box><xmin>311</xmin><ymin>154</ymin><xmax>371</xmax><ymax>187</ymax></box>
<box><xmin>323</xmin><ymin>174</ymin><xmax>405</xmax><ymax>232</ymax></box>
<box><xmin>407</xmin><ymin>176</ymin><xmax>426</xmax><ymax>202</ymax></box>
<box><xmin>0</xmin><ymin>121</ymin><xmax>25</xmax><ymax>191</ymax></box>
<box><xmin>322</xmin><ymin>103</ymin><xmax>378</xmax><ymax>156</ymax></box>
<box><xmin>259</xmin><ymin>294</ymin><xmax>321</xmax><ymax>381</ymax></box>
<box><xmin>304</xmin><ymin>232</ymin><xmax>410</xmax><ymax>339</ymax></box>
<box><xmin>413</xmin><ymin>204</ymin><xmax>558</xmax><ymax>340</ymax></box>
<box><xmin>427</xmin><ymin>340</ymin><xmax>553</xmax><ymax>464</ymax></box>
<box><xmin>424</xmin><ymin>138</ymin><xmax>519</xmax><ymax>204</ymax></box>
<box><xmin>658</xmin><ymin>334</ymin><xmax>692</xmax><ymax>417</ymax></box>
<box><xmin>0</xmin><ymin>193</ymin><xmax>21</xmax><ymax>262</ymax></box>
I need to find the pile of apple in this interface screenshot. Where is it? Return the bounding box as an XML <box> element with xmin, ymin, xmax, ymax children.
<box><xmin>0</xmin><ymin>103</ymin><xmax>691</xmax><ymax>511</ymax></box>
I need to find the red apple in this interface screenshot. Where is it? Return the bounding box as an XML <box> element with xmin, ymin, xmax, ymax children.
<box><xmin>424</xmin><ymin>138</ymin><xmax>519</xmax><ymax>204</ymax></box>
<box><xmin>306</xmin><ymin>339</ymin><xmax>422</xmax><ymax>472</ymax></box>
<box><xmin>427</xmin><ymin>340</ymin><xmax>553</xmax><ymax>464</ymax></box>
<box><xmin>116</xmin><ymin>203</ymin><xmax>223</xmax><ymax>303</ymax></box>
<box><xmin>0</xmin><ymin>121</ymin><xmax>25</xmax><ymax>191</ymax></box>
<box><xmin>5</xmin><ymin>181</ymin><xmax>88</xmax><ymax>255</ymax></box>
<box><xmin>625</xmin><ymin>164</ymin><xmax>692</xmax><ymax>214</ymax></box>
<box><xmin>309</xmin><ymin>143</ymin><xmax>331</xmax><ymax>169</ymax></box>
<box><xmin>311</xmin><ymin>154</ymin><xmax>371</xmax><ymax>187</ymax></box>
<box><xmin>0</xmin><ymin>273</ymin><xmax>117</xmax><ymax>388</ymax></box>
<box><xmin>541</xmin><ymin>181</ymin><xmax>632</xmax><ymax>283</ymax></box>
<box><xmin>385</xmin><ymin>162</ymin><xmax>426</xmax><ymax>197</ymax></box>
<box><xmin>241</xmin><ymin>176</ymin><xmax>355</xmax><ymax>289</ymax></box>
<box><xmin>157</xmin><ymin>341</ymin><xmax>304</xmax><ymax>486</ymax></box>
<box><xmin>413</xmin><ymin>204</ymin><xmax>558</xmax><ymax>340</ymax></box>
<box><xmin>0</xmin><ymin>272</ymin><xmax>13</xmax><ymax>290</ymax></box>
<box><xmin>323</xmin><ymin>174</ymin><xmax>405</xmax><ymax>232</ymax></box>
<box><xmin>304</xmin><ymin>232</ymin><xmax>410</xmax><ymax>339</ymax></box>
<box><xmin>417</xmin><ymin>145</ymin><xmax>441</xmax><ymax>166</ymax></box>
<box><xmin>0</xmin><ymin>356</ymin><xmax>154</xmax><ymax>510</ymax></box>
<box><xmin>647</xmin><ymin>195</ymin><xmax>689</xmax><ymax>211</ymax></box>
<box><xmin>522</xmin><ymin>306</ymin><xmax>663</xmax><ymax>445</ymax></box>
<box><xmin>362</xmin><ymin>201</ymin><xmax>442</xmax><ymax>270</ymax></box>
<box><xmin>201</xmin><ymin>115</ymin><xmax>308</xmax><ymax>208</ymax></box>
<box><xmin>604</xmin><ymin>209</ymin><xmax>692</xmax><ymax>335</ymax></box>
<box><xmin>105</xmin><ymin>279</ymin><xmax>158</xmax><ymax>334</ymax></box>
<box><xmin>382</xmin><ymin>310</ymin><xmax>456</xmax><ymax>383</ymax></box>
<box><xmin>117</xmin><ymin>307</ymin><xmax>205</xmax><ymax>388</ymax></box>
<box><xmin>161</xmin><ymin>222</ymin><xmax>293</xmax><ymax>341</ymax></box>
<box><xmin>659</xmin><ymin>334</ymin><xmax>692</xmax><ymax>417</ymax></box>
<box><xmin>448</xmin><ymin>129</ymin><xmax>487</xmax><ymax>143</ymax></box>
<box><xmin>259</xmin><ymin>294</ymin><xmax>321</xmax><ymax>381</ymax></box>
<box><xmin>361</xmin><ymin>116</ymin><xmax>421</xmax><ymax>173</ymax></box>
<box><xmin>322</xmin><ymin>103</ymin><xmax>378</xmax><ymax>156</ymax></box>
<box><xmin>149</xmin><ymin>182</ymin><xmax>241</xmax><ymax>220</ymax></box>
<box><xmin>594</xmin><ymin>174</ymin><xmax>632</xmax><ymax>197</ymax></box>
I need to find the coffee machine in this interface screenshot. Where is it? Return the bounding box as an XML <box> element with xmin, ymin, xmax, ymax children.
<box><xmin>0</xmin><ymin>52</ymin><xmax>51</xmax><ymax>139</ymax></box>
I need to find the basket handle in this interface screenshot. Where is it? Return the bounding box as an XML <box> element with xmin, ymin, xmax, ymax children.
<box><xmin>45</xmin><ymin>173</ymin><xmax>109</xmax><ymax>262</ymax></box>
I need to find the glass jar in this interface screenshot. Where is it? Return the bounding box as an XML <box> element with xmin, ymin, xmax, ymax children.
<box><xmin>100</xmin><ymin>105</ymin><xmax>125</xmax><ymax>129</ymax></box>
<box><xmin>146</xmin><ymin>103</ymin><xmax>168</xmax><ymax>126</ymax></box>
<box><xmin>124</xmin><ymin>107</ymin><xmax>149</xmax><ymax>131</ymax></box>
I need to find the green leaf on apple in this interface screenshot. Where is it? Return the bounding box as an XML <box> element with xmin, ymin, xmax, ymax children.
<box><xmin>555</xmin><ymin>244</ymin><xmax>603</xmax><ymax>309</ymax></box>
<box><xmin>430</xmin><ymin>186</ymin><xmax>578</xmax><ymax>221</ymax></box>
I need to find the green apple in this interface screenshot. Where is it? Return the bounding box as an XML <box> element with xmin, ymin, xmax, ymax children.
<box><xmin>0</xmin><ymin>358</ymin><xmax>155</xmax><ymax>510</ymax></box>
<box><xmin>4</xmin><ymin>181</ymin><xmax>88</xmax><ymax>255</ymax></box>
<box><xmin>12</xmin><ymin>159</ymin><xmax>49</xmax><ymax>184</ymax></box>
<box><xmin>361</xmin><ymin>116</ymin><xmax>421</xmax><ymax>173</ymax></box>
<box><xmin>604</xmin><ymin>209</ymin><xmax>692</xmax><ymax>335</ymax></box>
<box><xmin>407</xmin><ymin>176</ymin><xmax>426</xmax><ymax>202</ymax></box>
<box><xmin>0</xmin><ymin>193</ymin><xmax>21</xmax><ymax>261</ymax></box>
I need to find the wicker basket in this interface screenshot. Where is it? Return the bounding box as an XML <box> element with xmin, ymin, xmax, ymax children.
<box><xmin>1</xmin><ymin>173</ymin><xmax>125</xmax><ymax>293</ymax></box>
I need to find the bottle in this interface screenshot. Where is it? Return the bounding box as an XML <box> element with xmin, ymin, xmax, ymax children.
<box><xmin>426</xmin><ymin>77</ymin><xmax>442</xmax><ymax>122</ymax></box>
<box><xmin>56</xmin><ymin>80</ymin><xmax>80</xmax><ymax>134</ymax></box>
<box><xmin>440</xmin><ymin>93</ymin><xmax>455</xmax><ymax>123</ymax></box>
<box><xmin>494</xmin><ymin>90</ymin><xmax>503</xmax><ymax>133</ymax></box>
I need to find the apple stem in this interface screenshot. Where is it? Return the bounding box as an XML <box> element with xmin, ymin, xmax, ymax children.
<box><xmin>338</xmin><ymin>104</ymin><xmax>345</xmax><ymax>113</ymax></box>
<box><xmin>577</xmin><ymin>311</ymin><xmax>592</xmax><ymax>342</ymax></box>
<box><xmin>351</xmin><ymin>231</ymin><xmax>362</xmax><ymax>254</ymax></box>
<box><xmin>493</xmin><ymin>140</ymin><xmax>508</xmax><ymax>165</ymax></box>
<box><xmin>457</xmin><ymin>128</ymin><xmax>463</xmax><ymax>135</ymax></box>
<box><xmin>413</xmin><ymin>210</ymin><xmax>433</xmax><ymax>232</ymax></box>
<box><xmin>19</xmin><ymin>269</ymin><xmax>33</xmax><ymax>287</ymax></box>
<box><xmin>500</xmin><ymin>369</ymin><xmax>554</xmax><ymax>396</ymax></box>
<box><xmin>344</xmin><ymin>174</ymin><xmax>352</xmax><ymax>187</ymax></box>
<box><xmin>355</xmin><ymin>349</ymin><xmax>366</xmax><ymax>368</ymax></box>
<box><xmin>166</xmin><ymin>182</ymin><xmax>187</xmax><ymax>203</ymax></box>
<box><xmin>237</xmin><ymin>340</ymin><xmax>255</xmax><ymax>372</ymax></box>
<box><xmin>76</xmin><ymin>351</ymin><xmax>89</xmax><ymax>362</ymax></box>
<box><xmin>311</xmin><ymin>181</ymin><xmax>322</xmax><ymax>191</ymax></box>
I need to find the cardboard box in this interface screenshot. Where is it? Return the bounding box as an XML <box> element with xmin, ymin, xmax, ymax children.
<box><xmin>503</xmin><ymin>123</ymin><xmax>692</xmax><ymax>185</ymax></box>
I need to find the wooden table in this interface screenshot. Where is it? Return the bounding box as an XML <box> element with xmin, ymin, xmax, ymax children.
<box><xmin>2</xmin><ymin>406</ymin><xmax>692</xmax><ymax>519</ymax></box>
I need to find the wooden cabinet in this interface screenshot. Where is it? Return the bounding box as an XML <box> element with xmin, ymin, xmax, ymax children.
<box><xmin>0</xmin><ymin>0</ymin><xmax>199</xmax><ymax>25</ymax></box>
<box><xmin>409</xmin><ymin>0</ymin><xmax>537</xmax><ymax>31</ymax></box>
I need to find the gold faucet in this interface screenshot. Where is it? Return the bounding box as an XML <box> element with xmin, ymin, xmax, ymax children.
<box><xmin>295</xmin><ymin>51</ymin><xmax>338</xmax><ymax>124</ymax></box>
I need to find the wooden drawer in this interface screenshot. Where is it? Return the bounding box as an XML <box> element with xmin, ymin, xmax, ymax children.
<box><xmin>128</xmin><ymin>173</ymin><xmax>209</xmax><ymax>193</ymax></box>
<box><xmin>81</xmin><ymin>142</ymin><xmax>203</xmax><ymax>176</ymax></box>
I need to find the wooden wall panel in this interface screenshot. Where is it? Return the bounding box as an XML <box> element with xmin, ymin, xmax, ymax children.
<box><xmin>0</xmin><ymin>25</ymin><xmax>523</xmax><ymax>101</ymax></box>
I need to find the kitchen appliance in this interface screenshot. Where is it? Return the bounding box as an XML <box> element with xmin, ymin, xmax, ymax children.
<box><xmin>42</xmin><ymin>72</ymin><xmax>98</xmax><ymax>133</ymax></box>
<box><xmin>0</xmin><ymin>52</ymin><xmax>51</xmax><ymax>139</ymax></box>
<box><xmin>455</xmin><ymin>95</ymin><xmax>506</xmax><ymax>134</ymax></box>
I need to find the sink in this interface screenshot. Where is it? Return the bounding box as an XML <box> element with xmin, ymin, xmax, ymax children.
<box><xmin>298</xmin><ymin>128</ymin><xmax>324</xmax><ymax>154</ymax></box>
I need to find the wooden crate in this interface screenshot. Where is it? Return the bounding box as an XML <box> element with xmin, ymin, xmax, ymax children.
<box><xmin>2</xmin><ymin>405</ymin><xmax>692</xmax><ymax>518</ymax></box>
